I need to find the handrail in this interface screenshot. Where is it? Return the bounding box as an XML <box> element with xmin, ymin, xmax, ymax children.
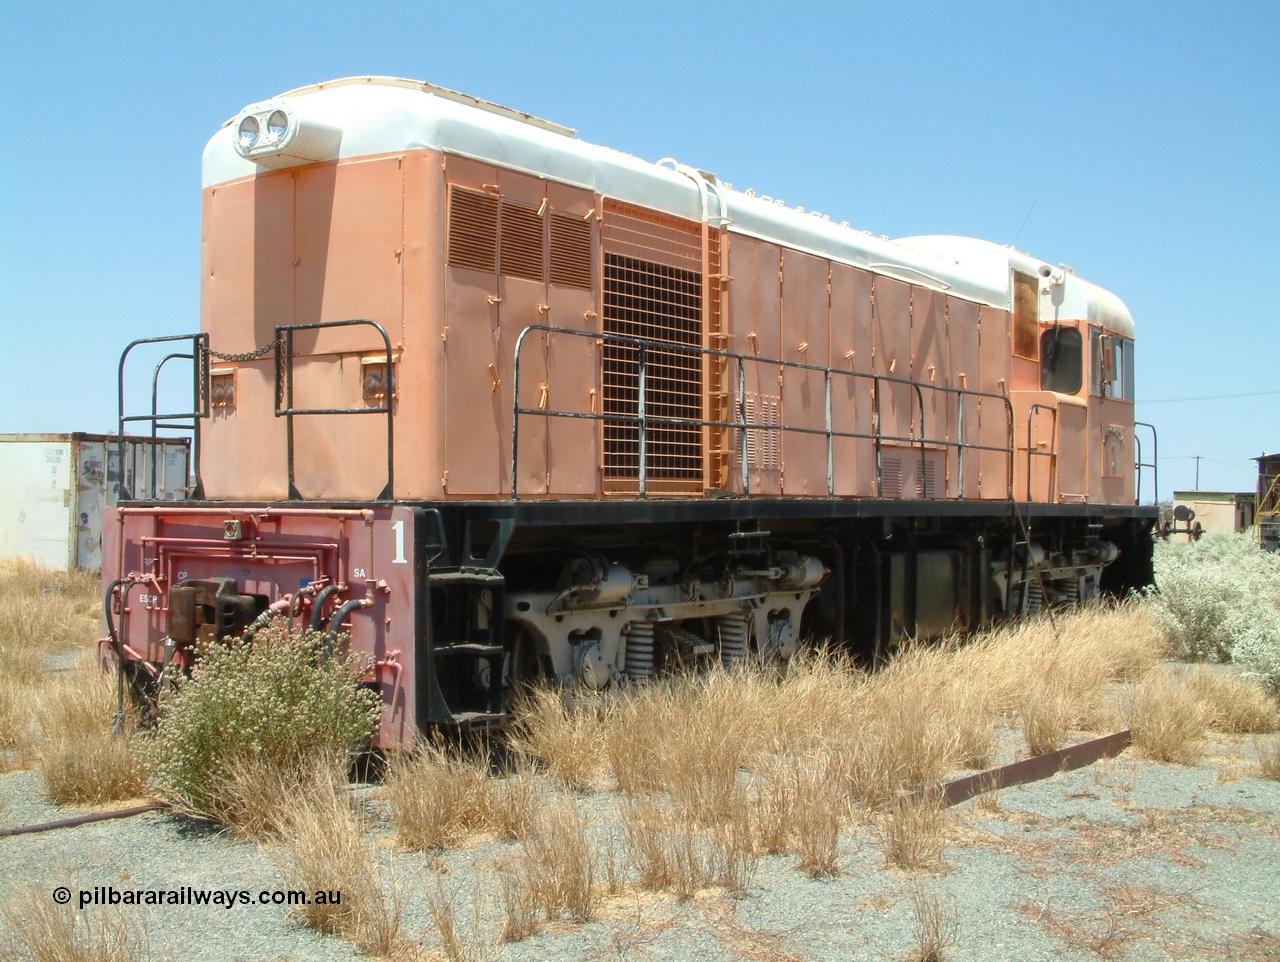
<box><xmin>274</xmin><ymin>319</ymin><xmax>395</xmax><ymax>501</ymax></box>
<box><xmin>150</xmin><ymin>352</ymin><xmax>193</xmax><ymax>499</ymax></box>
<box><xmin>1133</xmin><ymin>421</ymin><xmax>1159</xmax><ymax>506</ymax></box>
<box><xmin>510</xmin><ymin>324</ymin><xmax>1015</xmax><ymax>502</ymax></box>
<box><xmin>116</xmin><ymin>332</ymin><xmax>209</xmax><ymax>501</ymax></box>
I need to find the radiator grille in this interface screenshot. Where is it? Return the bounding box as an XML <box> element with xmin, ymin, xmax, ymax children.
<box><xmin>602</xmin><ymin>201</ymin><xmax>702</xmax><ymax>271</ymax></box>
<box><xmin>602</xmin><ymin>253</ymin><xmax>703</xmax><ymax>484</ymax></box>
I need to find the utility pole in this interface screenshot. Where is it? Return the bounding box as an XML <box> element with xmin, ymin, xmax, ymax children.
<box><xmin>1193</xmin><ymin>455</ymin><xmax>1202</xmax><ymax>491</ymax></box>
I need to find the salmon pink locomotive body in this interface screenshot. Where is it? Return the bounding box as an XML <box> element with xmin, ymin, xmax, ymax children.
<box><xmin>103</xmin><ymin>78</ymin><xmax>1158</xmax><ymax>746</ymax></box>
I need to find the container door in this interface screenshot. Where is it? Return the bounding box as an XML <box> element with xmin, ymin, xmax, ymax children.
<box><xmin>75</xmin><ymin>439</ymin><xmax>106</xmax><ymax>569</ymax></box>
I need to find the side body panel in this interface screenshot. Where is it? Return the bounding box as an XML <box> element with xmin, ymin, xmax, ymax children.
<box><xmin>829</xmin><ymin>264</ymin><xmax>875</xmax><ymax>497</ymax></box>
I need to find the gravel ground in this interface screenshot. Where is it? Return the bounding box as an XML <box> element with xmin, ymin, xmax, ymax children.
<box><xmin>3</xmin><ymin>730</ymin><xmax>1279</xmax><ymax>961</ymax></box>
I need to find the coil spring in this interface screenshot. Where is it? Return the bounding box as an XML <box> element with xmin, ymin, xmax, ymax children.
<box><xmin>625</xmin><ymin>620</ymin><xmax>655</xmax><ymax>682</ymax></box>
<box><xmin>1056</xmin><ymin>577</ymin><xmax>1080</xmax><ymax>606</ymax></box>
<box><xmin>717</xmin><ymin>612</ymin><xmax>750</xmax><ymax>669</ymax></box>
<box><xmin>1023</xmin><ymin>576</ymin><xmax>1044</xmax><ymax>616</ymax></box>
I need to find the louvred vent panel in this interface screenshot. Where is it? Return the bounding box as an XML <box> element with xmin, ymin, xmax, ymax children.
<box><xmin>549</xmin><ymin>211</ymin><xmax>592</xmax><ymax>289</ymax></box>
<box><xmin>447</xmin><ymin>186</ymin><xmax>498</xmax><ymax>273</ymax></box>
<box><xmin>500</xmin><ymin>202</ymin><xmax>544</xmax><ymax>282</ymax></box>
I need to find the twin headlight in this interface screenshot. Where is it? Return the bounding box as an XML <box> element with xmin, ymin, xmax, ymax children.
<box><xmin>232</xmin><ymin>101</ymin><xmax>340</xmax><ymax>168</ymax></box>
<box><xmin>236</xmin><ymin>110</ymin><xmax>289</xmax><ymax>150</ymax></box>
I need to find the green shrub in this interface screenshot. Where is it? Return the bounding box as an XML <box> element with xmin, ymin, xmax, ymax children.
<box><xmin>143</xmin><ymin>625</ymin><xmax>381</xmax><ymax>824</ymax></box>
<box><xmin>1150</xmin><ymin>532</ymin><xmax>1280</xmax><ymax>695</ymax></box>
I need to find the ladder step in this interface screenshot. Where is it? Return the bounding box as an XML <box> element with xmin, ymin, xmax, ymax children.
<box><xmin>434</xmin><ymin>644</ymin><xmax>502</xmax><ymax>658</ymax></box>
<box><xmin>445</xmin><ymin>711</ymin><xmax>514</xmax><ymax>730</ymax></box>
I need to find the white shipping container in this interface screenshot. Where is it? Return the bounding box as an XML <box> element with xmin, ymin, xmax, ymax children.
<box><xmin>0</xmin><ymin>433</ymin><xmax>191</xmax><ymax>570</ymax></box>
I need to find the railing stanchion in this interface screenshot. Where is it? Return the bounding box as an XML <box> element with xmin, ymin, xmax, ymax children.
<box><xmin>637</xmin><ymin>343</ymin><xmax>647</xmax><ymax>499</ymax></box>
<box><xmin>825</xmin><ymin>369</ymin><xmax>833</xmax><ymax>497</ymax></box>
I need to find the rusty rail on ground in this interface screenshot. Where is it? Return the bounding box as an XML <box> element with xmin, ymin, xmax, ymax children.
<box><xmin>932</xmin><ymin>729</ymin><xmax>1132</xmax><ymax>808</ymax></box>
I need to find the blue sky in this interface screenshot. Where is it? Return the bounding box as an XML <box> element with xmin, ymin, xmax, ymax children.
<box><xmin>1</xmin><ymin>0</ymin><xmax>1276</xmax><ymax>500</ymax></box>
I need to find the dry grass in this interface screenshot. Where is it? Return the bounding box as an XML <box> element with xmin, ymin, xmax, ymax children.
<box><xmin>907</xmin><ymin>882</ymin><xmax>958</xmax><ymax>962</ymax></box>
<box><xmin>793</xmin><ymin>764</ymin><xmax>843</xmax><ymax>877</ymax></box>
<box><xmin>623</xmin><ymin>797</ymin><xmax>756</xmax><ymax>899</ymax></box>
<box><xmin>0</xmin><ymin>887</ymin><xmax>147</xmax><ymax>962</ymax></box>
<box><xmin>604</xmin><ymin>672</ymin><xmax>761</xmax><ymax>824</ymax></box>
<box><xmin>0</xmin><ymin>559</ymin><xmax>102</xmax><ymax>774</ymax></box>
<box><xmin>1124</xmin><ymin>670</ymin><xmax>1209</xmax><ymax>764</ymax></box>
<box><xmin>1184</xmin><ymin>666</ymin><xmax>1278</xmax><ymax>734</ymax></box>
<box><xmin>37</xmin><ymin>659</ymin><xmax>145</xmax><ymax>805</ymax></box>
<box><xmin>385</xmin><ymin>744</ymin><xmax>488</xmax><ymax>849</ymax></box>
<box><xmin>506</xmin><ymin>599</ymin><xmax>1165</xmax><ymax>876</ymax></box>
<box><xmin>1018</xmin><ymin>675</ymin><xmax>1076</xmax><ymax>756</ymax></box>
<box><xmin>840</xmin><ymin>650</ymin><xmax>968</xmax><ymax>805</ymax></box>
<box><xmin>877</xmin><ymin>790</ymin><xmax>948</xmax><ymax>872</ymax></box>
<box><xmin>498</xmin><ymin>863</ymin><xmax>542</xmax><ymax>943</ymax></box>
<box><xmin>514</xmin><ymin>801</ymin><xmax>598</xmax><ymax>922</ymax></box>
<box><xmin>385</xmin><ymin>743</ymin><xmax>539</xmax><ymax>850</ymax></box>
<box><xmin>38</xmin><ymin>659</ymin><xmax>119</xmax><ymax>744</ymax></box>
<box><xmin>272</xmin><ymin>765</ymin><xmax>406</xmax><ymax>958</ymax></box>
<box><xmin>0</xmin><ymin>559</ymin><xmax>101</xmax><ymax>656</ymax></box>
<box><xmin>1020</xmin><ymin>882</ymin><xmax>1197</xmax><ymax>959</ymax></box>
<box><xmin>0</xmin><ymin>679</ymin><xmax>36</xmax><ymax>772</ymax></box>
<box><xmin>40</xmin><ymin>733</ymin><xmax>147</xmax><ymax>806</ymax></box>
<box><xmin>747</xmin><ymin>754</ymin><xmax>844</xmax><ymax>875</ymax></box>
<box><xmin>964</xmin><ymin>600</ymin><xmax>1159</xmax><ymax>702</ymax></box>
<box><xmin>184</xmin><ymin>753</ymin><xmax>349</xmax><ymax>842</ymax></box>
<box><xmin>1226</xmin><ymin>928</ymin><xmax>1280</xmax><ymax>962</ymax></box>
<box><xmin>1257</xmin><ymin>736</ymin><xmax>1280</xmax><ymax>781</ymax></box>
<box><xmin>0</xmin><ymin>643</ymin><xmax>44</xmax><ymax>690</ymax></box>
<box><xmin>507</xmin><ymin>687</ymin><xmax>607</xmax><ymax>791</ymax></box>
<box><xmin>425</xmin><ymin>882</ymin><xmax>488</xmax><ymax>962</ymax></box>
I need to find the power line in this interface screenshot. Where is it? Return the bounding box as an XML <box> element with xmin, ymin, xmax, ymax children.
<box><xmin>1142</xmin><ymin>388</ymin><xmax>1280</xmax><ymax>404</ymax></box>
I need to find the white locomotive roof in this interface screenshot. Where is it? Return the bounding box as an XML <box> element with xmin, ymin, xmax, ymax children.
<box><xmin>894</xmin><ymin>235</ymin><xmax>1135</xmax><ymax>337</ymax></box>
<box><xmin>204</xmin><ymin>77</ymin><xmax>1133</xmax><ymax>328</ymax></box>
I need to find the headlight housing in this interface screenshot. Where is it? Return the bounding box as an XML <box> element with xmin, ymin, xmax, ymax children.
<box><xmin>231</xmin><ymin>100</ymin><xmax>340</xmax><ymax>168</ymax></box>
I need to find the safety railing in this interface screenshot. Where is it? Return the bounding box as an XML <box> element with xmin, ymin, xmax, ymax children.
<box><xmin>275</xmin><ymin>319</ymin><xmax>395</xmax><ymax>501</ymax></box>
<box><xmin>1133</xmin><ymin>421</ymin><xmax>1159</xmax><ymax>506</ymax></box>
<box><xmin>511</xmin><ymin>324</ymin><xmax>1015</xmax><ymax>501</ymax></box>
<box><xmin>118</xmin><ymin>321</ymin><xmax>395</xmax><ymax>503</ymax></box>
<box><xmin>116</xmin><ymin>333</ymin><xmax>210</xmax><ymax>500</ymax></box>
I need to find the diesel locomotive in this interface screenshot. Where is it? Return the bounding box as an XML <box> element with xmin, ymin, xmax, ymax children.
<box><xmin>103</xmin><ymin>77</ymin><xmax>1159</xmax><ymax>747</ymax></box>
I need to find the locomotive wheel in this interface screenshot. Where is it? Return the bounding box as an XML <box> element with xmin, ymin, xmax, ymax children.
<box><xmin>503</xmin><ymin>622</ymin><xmax>547</xmax><ymax>692</ymax></box>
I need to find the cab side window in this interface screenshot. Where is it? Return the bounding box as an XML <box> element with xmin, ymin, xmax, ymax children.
<box><xmin>1090</xmin><ymin>331</ymin><xmax>1134</xmax><ymax>401</ymax></box>
<box><xmin>1040</xmin><ymin>326</ymin><xmax>1082</xmax><ymax>394</ymax></box>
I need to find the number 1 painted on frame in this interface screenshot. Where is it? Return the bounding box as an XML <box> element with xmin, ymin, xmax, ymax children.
<box><xmin>392</xmin><ymin>519</ymin><xmax>407</xmax><ymax>564</ymax></box>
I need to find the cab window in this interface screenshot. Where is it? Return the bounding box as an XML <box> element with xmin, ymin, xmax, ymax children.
<box><xmin>1090</xmin><ymin>331</ymin><xmax>1134</xmax><ymax>402</ymax></box>
<box><xmin>1012</xmin><ymin>272</ymin><xmax>1039</xmax><ymax>359</ymax></box>
<box><xmin>1040</xmin><ymin>326</ymin><xmax>1082</xmax><ymax>394</ymax></box>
